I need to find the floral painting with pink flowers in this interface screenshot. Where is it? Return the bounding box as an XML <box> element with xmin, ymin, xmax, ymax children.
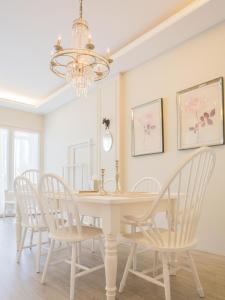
<box><xmin>132</xmin><ymin>98</ymin><xmax>164</xmax><ymax>156</ymax></box>
<box><xmin>177</xmin><ymin>77</ymin><xmax>224</xmax><ymax>150</ymax></box>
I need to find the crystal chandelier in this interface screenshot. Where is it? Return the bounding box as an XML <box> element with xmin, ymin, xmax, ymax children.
<box><xmin>50</xmin><ymin>0</ymin><xmax>113</xmax><ymax>97</ymax></box>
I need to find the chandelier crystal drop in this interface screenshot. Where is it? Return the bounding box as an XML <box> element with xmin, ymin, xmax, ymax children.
<box><xmin>50</xmin><ymin>0</ymin><xmax>113</xmax><ymax>97</ymax></box>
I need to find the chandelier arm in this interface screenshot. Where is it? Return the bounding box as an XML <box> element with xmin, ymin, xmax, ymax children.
<box><xmin>51</xmin><ymin>48</ymin><xmax>110</xmax><ymax>65</ymax></box>
<box><xmin>76</xmin><ymin>54</ymin><xmax>97</xmax><ymax>65</ymax></box>
<box><xmin>51</xmin><ymin>66</ymin><xmax>110</xmax><ymax>81</ymax></box>
<box><xmin>89</xmin><ymin>62</ymin><xmax>110</xmax><ymax>71</ymax></box>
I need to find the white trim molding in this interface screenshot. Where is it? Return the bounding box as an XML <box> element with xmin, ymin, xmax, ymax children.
<box><xmin>1</xmin><ymin>0</ymin><xmax>225</xmax><ymax>114</ymax></box>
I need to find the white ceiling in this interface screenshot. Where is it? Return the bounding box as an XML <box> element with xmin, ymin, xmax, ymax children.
<box><xmin>0</xmin><ymin>0</ymin><xmax>225</xmax><ymax>113</ymax></box>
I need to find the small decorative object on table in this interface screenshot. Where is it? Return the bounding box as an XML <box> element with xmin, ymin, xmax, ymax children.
<box><xmin>91</xmin><ymin>175</ymin><xmax>99</xmax><ymax>191</ymax></box>
<box><xmin>99</xmin><ymin>168</ymin><xmax>107</xmax><ymax>195</ymax></box>
<box><xmin>115</xmin><ymin>160</ymin><xmax>120</xmax><ymax>193</ymax></box>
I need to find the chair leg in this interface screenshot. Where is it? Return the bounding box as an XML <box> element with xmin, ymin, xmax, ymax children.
<box><xmin>131</xmin><ymin>225</ymin><xmax>137</xmax><ymax>271</ymax></box>
<box><xmin>162</xmin><ymin>253</ymin><xmax>171</xmax><ymax>300</ymax></box>
<box><xmin>98</xmin><ymin>237</ymin><xmax>105</xmax><ymax>263</ymax></box>
<box><xmin>36</xmin><ymin>231</ymin><xmax>42</xmax><ymax>273</ymax></box>
<box><xmin>70</xmin><ymin>242</ymin><xmax>77</xmax><ymax>300</ymax></box>
<box><xmin>17</xmin><ymin>227</ymin><xmax>27</xmax><ymax>263</ymax></box>
<box><xmin>169</xmin><ymin>253</ymin><xmax>177</xmax><ymax>276</ymax></box>
<box><xmin>76</xmin><ymin>242</ymin><xmax>81</xmax><ymax>265</ymax></box>
<box><xmin>187</xmin><ymin>251</ymin><xmax>204</xmax><ymax>297</ymax></box>
<box><xmin>153</xmin><ymin>251</ymin><xmax>159</xmax><ymax>277</ymax></box>
<box><xmin>29</xmin><ymin>229</ymin><xmax>34</xmax><ymax>250</ymax></box>
<box><xmin>81</xmin><ymin>215</ymin><xmax>85</xmax><ymax>224</ymax></box>
<box><xmin>91</xmin><ymin>238</ymin><xmax>95</xmax><ymax>253</ymax></box>
<box><xmin>119</xmin><ymin>243</ymin><xmax>137</xmax><ymax>293</ymax></box>
<box><xmin>91</xmin><ymin>217</ymin><xmax>96</xmax><ymax>253</ymax></box>
<box><xmin>41</xmin><ymin>239</ymin><xmax>55</xmax><ymax>284</ymax></box>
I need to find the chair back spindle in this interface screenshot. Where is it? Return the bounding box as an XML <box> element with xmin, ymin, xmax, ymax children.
<box><xmin>137</xmin><ymin>148</ymin><xmax>216</xmax><ymax>250</ymax></box>
<box><xmin>21</xmin><ymin>169</ymin><xmax>41</xmax><ymax>186</ymax></box>
<box><xmin>14</xmin><ymin>176</ymin><xmax>42</xmax><ymax>228</ymax></box>
<box><xmin>38</xmin><ymin>174</ymin><xmax>82</xmax><ymax>237</ymax></box>
<box><xmin>132</xmin><ymin>177</ymin><xmax>161</xmax><ymax>193</ymax></box>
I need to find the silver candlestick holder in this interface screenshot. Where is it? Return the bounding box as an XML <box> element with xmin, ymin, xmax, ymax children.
<box><xmin>99</xmin><ymin>168</ymin><xmax>107</xmax><ymax>195</ymax></box>
<box><xmin>115</xmin><ymin>160</ymin><xmax>120</xmax><ymax>193</ymax></box>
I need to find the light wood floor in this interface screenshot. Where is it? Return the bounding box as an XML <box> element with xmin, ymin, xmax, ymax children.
<box><xmin>0</xmin><ymin>218</ymin><xmax>225</xmax><ymax>300</ymax></box>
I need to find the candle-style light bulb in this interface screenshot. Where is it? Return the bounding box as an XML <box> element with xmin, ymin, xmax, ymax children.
<box><xmin>106</xmin><ymin>47</ymin><xmax>113</xmax><ymax>64</ymax></box>
<box><xmin>86</xmin><ymin>33</ymin><xmax>95</xmax><ymax>50</ymax></box>
<box><xmin>54</xmin><ymin>35</ymin><xmax>63</xmax><ymax>52</ymax></box>
<box><xmin>106</xmin><ymin>48</ymin><xmax>110</xmax><ymax>58</ymax></box>
<box><xmin>88</xmin><ymin>33</ymin><xmax>92</xmax><ymax>43</ymax></box>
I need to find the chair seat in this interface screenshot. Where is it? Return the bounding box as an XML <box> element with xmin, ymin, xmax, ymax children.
<box><xmin>50</xmin><ymin>225</ymin><xmax>103</xmax><ymax>242</ymax></box>
<box><xmin>21</xmin><ymin>221</ymin><xmax>48</xmax><ymax>231</ymax></box>
<box><xmin>122</xmin><ymin>229</ymin><xmax>197</xmax><ymax>252</ymax></box>
<box><xmin>21</xmin><ymin>214</ymin><xmax>48</xmax><ymax>232</ymax></box>
<box><xmin>122</xmin><ymin>216</ymin><xmax>153</xmax><ymax>226</ymax></box>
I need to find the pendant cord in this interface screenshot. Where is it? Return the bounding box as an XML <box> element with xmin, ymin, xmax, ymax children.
<box><xmin>80</xmin><ymin>0</ymin><xmax>83</xmax><ymax>19</ymax></box>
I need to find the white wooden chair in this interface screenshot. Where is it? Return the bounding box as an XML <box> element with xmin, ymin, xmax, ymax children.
<box><xmin>38</xmin><ymin>174</ymin><xmax>104</xmax><ymax>300</ymax></box>
<box><xmin>21</xmin><ymin>169</ymin><xmax>41</xmax><ymax>248</ymax></box>
<box><xmin>14</xmin><ymin>176</ymin><xmax>48</xmax><ymax>273</ymax></box>
<box><xmin>119</xmin><ymin>147</ymin><xmax>216</xmax><ymax>300</ymax></box>
<box><xmin>132</xmin><ymin>176</ymin><xmax>161</xmax><ymax>193</ymax></box>
<box><xmin>131</xmin><ymin>177</ymin><xmax>162</xmax><ymax>271</ymax></box>
<box><xmin>21</xmin><ymin>169</ymin><xmax>41</xmax><ymax>186</ymax></box>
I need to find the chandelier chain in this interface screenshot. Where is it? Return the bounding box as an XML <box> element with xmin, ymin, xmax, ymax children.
<box><xmin>79</xmin><ymin>0</ymin><xmax>83</xmax><ymax>19</ymax></box>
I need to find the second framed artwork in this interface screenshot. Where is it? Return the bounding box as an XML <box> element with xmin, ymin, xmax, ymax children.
<box><xmin>131</xmin><ymin>98</ymin><xmax>164</xmax><ymax>156</ymax></box>
<box><xmin>177</xmin><ymin>77</ymin><xmax>224</xmax><ymax>150</ymax></box>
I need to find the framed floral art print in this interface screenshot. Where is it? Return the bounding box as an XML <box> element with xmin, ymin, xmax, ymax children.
<box><xmin>131</xmin><ymin>98</ymin><xmax>164</xmax><ymax>156</ymax></box>
<box><xmin>177</xmin><ymin>77</ymin><xmax>224</xmax><ymax>150</ymax></box>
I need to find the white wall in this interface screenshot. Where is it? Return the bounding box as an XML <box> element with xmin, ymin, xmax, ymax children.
<box><xmin>0</xmin><ymin>107</ymin><xmax>44</xmax><ymax>170</ymax></box>
<box><xmin>0</xmin><ymin>107</ymin><xmax>43</xmax><ymax>132</ymax></box>
<box><xmin>44</xmin><ymin>21</ymin><xmax>225</xmax><ymax>255</ymax></box>
<box><xmin>123</xmin><ymin>21</ymin><xmax>225</xmax><ymax>255</ymax></box>
<box><xmin>44</xmin><ymin>76</ymin><xmax>120</xmax><ymax>182</ymax></box>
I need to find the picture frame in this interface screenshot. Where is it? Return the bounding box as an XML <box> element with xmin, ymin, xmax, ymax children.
<box><xmin>177</xmin><ymin>77</ymin><xmax>224</xmax><ymax>150</ymax></box>
<box><xmin>131</xmin><ymin>98</ymin><xmax>164</xmax><ymax>156</ymax></box>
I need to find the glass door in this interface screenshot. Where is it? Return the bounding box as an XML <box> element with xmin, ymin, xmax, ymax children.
<box><xmin>0</xmin><ymin>128</ymin><xmax>40</xmax><ymax>216</ymax></box>
<box><xmin>13</xmin><ymin>130</ymin><xmax>39</xmax><ymax>178</ymax></box>
<box><xmin>0</xmin><ymin>129</ymin><xmax>8</xmax><ymax>214</ymax></box>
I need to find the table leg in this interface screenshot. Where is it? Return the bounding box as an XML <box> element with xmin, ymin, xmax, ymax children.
<box><xmin>16</xmin><ymin>202</ymin><xmax>21</xmax><ymax>251</ymax></box>
<box><xmin>105</xmin><ymin>234</ymin><xmax>118</xmax><ymax>300</ymax></box>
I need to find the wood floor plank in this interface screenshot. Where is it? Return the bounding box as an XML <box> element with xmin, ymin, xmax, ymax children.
<box><xmin>0</xmin><ymin>219</ymin><xmax>224</xmax><ymax>300</ymax></box>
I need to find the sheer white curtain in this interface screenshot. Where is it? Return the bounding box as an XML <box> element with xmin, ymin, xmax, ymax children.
<box><xmin>0</xmin><ymin>128</ymin><xmax>40</xmax><ymax>215</ymax></box>
<box><xmin>13</xmin><ymin>131</ymin><xmax>39</xmax><ymax>177</ymax></box>
<box><xmin>0</xmin><ymin>129</ymin><xmax>8</xmax><ymax>214</ymax></box>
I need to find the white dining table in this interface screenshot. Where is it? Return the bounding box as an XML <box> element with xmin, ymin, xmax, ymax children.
<box><xmin>16</xmin><ymin>191</ymin><xmax>174</xmax><ymax>300</ymax></box>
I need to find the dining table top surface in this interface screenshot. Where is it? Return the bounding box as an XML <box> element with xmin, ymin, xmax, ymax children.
<box><xmin>72</xmin><ymin>191</ymin><xmax>162</xmax><ymax>205</ymax></box>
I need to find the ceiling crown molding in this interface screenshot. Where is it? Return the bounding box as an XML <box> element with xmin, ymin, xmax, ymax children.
<box><xmin>1</xmin><ymin>0</ymin><xmax>225</xmax><ymax>114</ymax></box>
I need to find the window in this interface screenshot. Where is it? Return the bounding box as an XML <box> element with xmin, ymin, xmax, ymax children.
<box><xmin>13</xmin><ymin>131</ymin><xmax>39</xmax><ymax>177</ymax></box>
<box><xmin>0</xmin><ymin>129</ymin><xmax>8</xmax><ymax>213</ymax></box>
<box><xmin>0</xmin><ymin>128</ymin><xmax>40</xmax><ymax>215</ymax></box>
